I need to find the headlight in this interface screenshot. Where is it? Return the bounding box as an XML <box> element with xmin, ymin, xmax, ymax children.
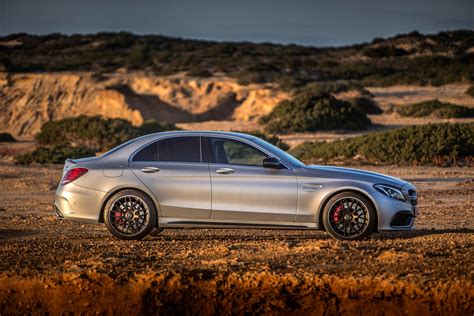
<box><xmin>374</xmin><ymin>184</ymin><xmax>405</xmax><ymax>201</ymax></box>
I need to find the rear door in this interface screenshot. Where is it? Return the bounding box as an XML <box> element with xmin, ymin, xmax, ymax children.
<box><xmin>129</xmin><ymin>136</ymin><xmax>211</xmax><ymax>219</ymax></box>
<box><xmin>203</xmin><ymin>137</ymin><xmax>297</xmax><ymax>222</ymax></box>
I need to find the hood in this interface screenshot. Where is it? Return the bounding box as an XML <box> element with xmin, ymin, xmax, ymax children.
<box><xmin>301</xmin><ymin>165</ymin><xmax>409</xmax><ymax>189</ymax></box>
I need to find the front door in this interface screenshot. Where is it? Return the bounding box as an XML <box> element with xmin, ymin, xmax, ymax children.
<box><xmin>203</xmin><ymin>137</ymin><xmax>297</xmax><ymax>222</ymax></box>
<box><xmin>129</xmin><ymin>136</ymin><xmax>211</xmax><ymax>219</ymax></box>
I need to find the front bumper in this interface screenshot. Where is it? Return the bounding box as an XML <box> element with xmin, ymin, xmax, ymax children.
<box><xmin>54</xmin><ymin>183</ymin><xmax>107</xmax><ymax>224</ymax></box>
<box><xmin>372</xmin><ymin>190</ymin><xmax>417</xmax><ymax>231</ymax></box>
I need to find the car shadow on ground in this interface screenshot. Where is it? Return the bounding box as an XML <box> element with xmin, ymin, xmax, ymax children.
<box><xmin>145</xmin><ymin>229</ymin><xmax>331</xmax><ymax>242</ymax></box>
<box><xmin>371</xmin><ymin>228</ymin><xmax>473</xmax><ymax>240</ymax></box>
<box><xmin>144</xmin><ymin>228</ymin><xmax>473</xmax><ymax>242</ymax></box>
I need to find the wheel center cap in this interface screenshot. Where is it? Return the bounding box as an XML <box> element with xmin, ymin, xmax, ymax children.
<box><xmin>344</xmin><ymin>214</ymin><xmax>352</xmax><ymax>221</ymax></box>
<box><xmin>125</xmin><ymin>212</ymin><xmax>133</xmax><ymax>219</ymax></box>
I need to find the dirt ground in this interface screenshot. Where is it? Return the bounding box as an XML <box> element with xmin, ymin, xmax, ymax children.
<box><xmin>0</xmin><ymin>161</ymin><xmax>472</xmax><ymax>314</ymax></box>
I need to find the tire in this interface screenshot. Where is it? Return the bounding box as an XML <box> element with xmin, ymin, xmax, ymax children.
<box><xmin>322</xmin><ymin>191</ymin><xmax>376</xmax><ymax>241</ymax></box>
<box><xmin>104</xmin><ymin>189</ymin><xmax>157</xmax><ymax>240</ymax></box>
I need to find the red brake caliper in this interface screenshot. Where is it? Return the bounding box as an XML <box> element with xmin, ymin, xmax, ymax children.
<box><xmin>115</xmin><ymin>211</ymin><xmax>123</xmax><ymax>222</ymax></box>
<box><xmin>332</xmin><ymin>205</ymin><xmax>343</xmax><ymax>223</ymax></box>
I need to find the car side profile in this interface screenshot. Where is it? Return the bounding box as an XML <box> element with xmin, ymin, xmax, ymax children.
<box><xmin>55</xmin><ymin>131</ymin><xmax>418</xmax><ymax>241</ymax></box>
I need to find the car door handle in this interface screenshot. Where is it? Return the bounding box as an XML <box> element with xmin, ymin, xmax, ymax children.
<box><xmin>216</xmin><ymin>168</ymin><xmax>234</xmax><ymax>174</ymax></box>
<box><xmin>141</xmin><ymin>167</ymin><xmax>160</xmax><ymax>173</ymax></box>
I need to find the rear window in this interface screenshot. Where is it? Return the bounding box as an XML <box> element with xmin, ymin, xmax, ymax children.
<box><xmin>158</xmin><ymin>137</ymin><xmax>201</xmax><ymax>162</ymax></box>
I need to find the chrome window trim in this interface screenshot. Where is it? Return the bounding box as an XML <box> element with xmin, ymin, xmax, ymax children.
<box><xmin>129</xmin><ymin>133</ymin><xmax>291</xmax><ymax>170</ymax></box>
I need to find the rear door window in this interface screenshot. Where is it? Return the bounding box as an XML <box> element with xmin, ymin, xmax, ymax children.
<box><xmin>158</xmin><ymin>137</ymin><xmax>201</xmax><ymax>162</ymax></box>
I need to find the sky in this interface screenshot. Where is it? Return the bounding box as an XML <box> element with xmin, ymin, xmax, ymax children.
<box><xmin>0</xmin><ymin>0</ymin><xmax>473</xmax><ymax>47</ymax></box>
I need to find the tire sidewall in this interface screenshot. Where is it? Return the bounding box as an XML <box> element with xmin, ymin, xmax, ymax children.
<box><xmin>104</xmin><ymin>189</ymin><xmax>157</xmax><ymax>240</ymax></box>
<box><xmin>322</xmin><ymin>192</ymin><xmax>376</xmax><ymax>241</ymax></box>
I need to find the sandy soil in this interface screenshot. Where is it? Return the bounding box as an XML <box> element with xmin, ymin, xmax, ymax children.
<box><xmin>0</xmin><ymin>162</ymin><xmax>472</xmax><ymax>314</ymax></box>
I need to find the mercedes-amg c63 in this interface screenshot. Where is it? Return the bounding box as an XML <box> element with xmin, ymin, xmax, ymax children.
<box><xmin>55</xmin><ymin>131</ymin><xmax>418</xmax><ymax>241</ymax></box>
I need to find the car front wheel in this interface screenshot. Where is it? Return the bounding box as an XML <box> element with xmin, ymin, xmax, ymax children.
<box><xmin>104</xmin><ymin>189</ymin><xmax>157</xmax><ymax>240</ymax></box>
<box><xmin>322</xmin><ymin>192</ymin><xmax>376</xmax><ymax>241</ymax></box>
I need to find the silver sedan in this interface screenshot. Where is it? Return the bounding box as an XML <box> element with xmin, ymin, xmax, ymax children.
<box><xmin>54</xmin><ymin>131</ymin><xmax>418</xmax><ymax>241</ymax></box>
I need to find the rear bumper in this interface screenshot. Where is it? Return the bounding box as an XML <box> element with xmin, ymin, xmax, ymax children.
<box><xmin>54</xmin><ymin>183</ymin><xmax>106</xmax><ymax>224</ymax></box>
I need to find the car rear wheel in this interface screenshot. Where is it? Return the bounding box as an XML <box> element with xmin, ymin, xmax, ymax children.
<box><xmin>104</xmin><ymin>189</ymin><xmax>156</xmax><ymax>240</ymax></box>
<box><xmin>322</xmin><ymin>192</ymin><xmax>376</xmax><ymax>241</ymax></box>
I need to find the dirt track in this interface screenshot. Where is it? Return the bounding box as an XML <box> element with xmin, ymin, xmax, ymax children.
<box><xmin>0</xmin><ymin>163</ymin><xmax>473</xmax><ymax>314</ymax></box>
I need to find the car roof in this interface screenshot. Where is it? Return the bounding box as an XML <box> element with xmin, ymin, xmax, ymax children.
<box><xmin>144</xmin><ymin>130</ymin><xmax>255</xmax><ymax>139</ymax></box>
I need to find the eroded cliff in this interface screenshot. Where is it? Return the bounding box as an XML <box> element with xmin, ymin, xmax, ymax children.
<box><xmin>0</xmin><ymin>72</ymin><xmax>288</xmax><ymax>139</ymax></box>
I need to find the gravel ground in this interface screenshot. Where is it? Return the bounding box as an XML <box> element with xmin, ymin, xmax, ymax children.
<box><xmin>0</xmin><ymin>163</ymin><xmax>473</xmax><ymax>314</ymax></box>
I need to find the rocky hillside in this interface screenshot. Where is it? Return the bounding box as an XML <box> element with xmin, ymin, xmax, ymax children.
<box><xmin>0</xmin><ymin>30</ymin><xmax>473</xmax><ymax>139</ymax></box>
<box><xmin>0</xmin><ymin>72</ymin><xmax>287</xmax><ymax>138</ymax></box>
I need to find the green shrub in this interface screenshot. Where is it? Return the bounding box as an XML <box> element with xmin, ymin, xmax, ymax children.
<box><xmin>231</xmin><ymin>130</ymin><xmax>289</xmax><ymax>151</ymax></box>
<box><xmin>15</xmin><ymin>146</ymin><xmax>96</xmax><ymax>165</ymax></box>
<box><xmin>137</xmin><ymin>120</ymin><xmax>181</xmax><ymax>136</ymax></box>
<box><xmin>35</xmin><ymin>116</ymin><xmax>179</xmax><ymax>151</ymax></box>
<box><xmin>0</xmin><ymin>133</ymin><xmax>16</xmax><ymax>142</ymax></box>
<box><xmin>260</xmin><ymin>92</ymin><xmax>371</xmax><ymax>134</ymax></box>
<box><xmin>349</xmin><ymin>97</ymin><xmax>383</xmax><ymax>114</ymax></box>
<box><xmin>397</xmin><ymin>100</ymin><xmax>474</xmax><ymax>118</ymax></box>
<box><xmin>291</xmin><ymin>123</ymin><xmax>474</xmax><ymax>166</ymax></box>
<box><xmin>466</xmin><ymin>85</ymin><xmax>474</xmax><ymax>97</ymax></box>
<box><xmin>35</xmin><ymin>115</ymin><xmax>136</xmax><ymax>151</ymax></box>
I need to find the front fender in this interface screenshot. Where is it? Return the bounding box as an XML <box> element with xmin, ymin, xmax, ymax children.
<box><xmin>295</xmin><ymin>179</ymin><xmax>381</xmax><ymax>229</ymax></box>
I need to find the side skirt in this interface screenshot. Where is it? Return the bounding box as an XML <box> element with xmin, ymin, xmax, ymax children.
<box><xmin>159</xmin><ymin>217</ymin><xmax>318</xmax><ymax>230</ymax></box>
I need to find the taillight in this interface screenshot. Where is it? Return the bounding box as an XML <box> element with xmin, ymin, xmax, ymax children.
<box><xmin>61</xmin><ymin>167</ymin><xmax>88</xmax><ymax>185</ymax></box>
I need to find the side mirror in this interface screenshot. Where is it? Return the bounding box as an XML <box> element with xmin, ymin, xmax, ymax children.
<box><xmin>263</xmin><ymin>157</ymin><xmax>284</xmax><ymax>169</ymax></box>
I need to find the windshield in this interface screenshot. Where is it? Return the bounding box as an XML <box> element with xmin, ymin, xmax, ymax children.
<box><xmin>250</xmin><ymin>137</ymin><xmax>306</xmax><ymax>168</ymax></box>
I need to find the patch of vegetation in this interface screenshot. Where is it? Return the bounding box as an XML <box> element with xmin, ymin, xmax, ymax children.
<box><xmin>291</xmin><ymin>123</ymin><xmax>474</xmax><ymax>166</ymax></box>
<box><xmin>466</xmin><ymin>85</ymin><xmax>474</xmax><ymax>97</ymax></box>
<box><xmin>35</xmin><ymin>116</ymin><xmax>179</xmax><ymax>151</ymax></box>
<box><xmin>260</xmin><ymin>91</ymin><xmax>371</xmax><ymax>134</ymax></box>
<box><xmin>1</xmin><ymin>30</ymin><xmax>473</xmax><ymax>87</ymax></box>
<box><xmin>349</xmin><ymin>97</ymin><xmax>383</xmax><ymax>114</ymax></box>
<box><xmin>136</xmin><ymin>120</ymin><xmax>181</xmax><ymax>136</ymax></box>
<box><xmin>360</xmin><ymin>54</ymin><xmax>474</xmax><ymax>86</ymax></box>
<box><xmin>187</xmin><ymin>69</ymin><xmax>213</xmax><ymax>77</ymax></box>
<box><xmin>15</xmin><ymin>146</ymin><xmax>96</xmax><ymax>165</ymax></box>
<box><xmin>0</xmin><ymin>133</ymin><xmax>16</xmax><ymax>142</ymax></box>
<box><xmin>362</xmin><ymin>46</ymin><xmax>410</xmax><ymax>58</ymax></box>
<box><xmin>294</xmin><ymin>81</ymin><xmax>355</xmax><ymax>96</ymax></box>
<box><xmin>397</xmin><ymin>100</ymin><xmax>474</xmax><ymax>118</ymax></box>
<box><xmin>231</xmin><ymin>130</ymin><xmax>290</xmax><ymax>151</ymax></box>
